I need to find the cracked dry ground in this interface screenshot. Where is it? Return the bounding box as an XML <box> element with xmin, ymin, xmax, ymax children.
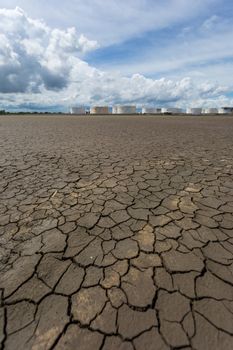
<box><xmin>0</xmin><ymin>115</ymin><xmax>233</xmax><ymax>350</ymax></box>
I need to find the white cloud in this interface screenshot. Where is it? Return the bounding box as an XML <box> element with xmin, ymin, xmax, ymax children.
<box><xmin>0</xmin><ymin>7</ymin><xmax>98</xmax><ymax>93</ymax></box>
<box><xmin>0</xmin><ymin>6</ymin><xmax>232</xmax><ymax>111</ymax></box>
<box><xmin>1</xmin><ymin>70</ymin><xmax>231</xmax><ymax>111</ymax></box>
<box><xmin>0</xmin><ymin>0</ymin><xmax>218</xmax><ymax>45</ymax></box>
<box><xmin>201</xmin><ymin>15</ymin><xmax>220</xmax><ymax>31</ymax></box>
<box><xmin>102</xmin><ymin>18</ymin><xmax>233</xmax><ymax>87</ymax></box>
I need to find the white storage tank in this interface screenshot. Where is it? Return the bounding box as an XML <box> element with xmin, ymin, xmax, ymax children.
<box><xmin>186</xmin><ymin>108</ymin><xmax>202</xmax><ymax>115</ymax></box>
<box><xmin>202</xmin><ymin>108</ymin><xmax>218</xmax><ymax>114</ymax></box>
<box><xmin>116</xmin><ymin>105</ymin><xmax>136</xmax><ymax>114</ymax></box>
<box><xmin>112</xmin><ymin>106</ymin><xmax>118</xmax><ymax>114</ymax></box>
<box><xmin>90</xmin><ymin>106</ymin><xmax>110</xmax><ymax>115</ymax></box>
<box><xmin>218</xmin><ymin>107</ymin><xmax>233</xmax><ymax>114</ymax></box>
<box><xmin>70</xmin><ymin>106</ymin><xmax>86</xmax><ymax>115</ymax></box>
<box><xmin>162</xmin><ymin>108</ymin><xmax>183</xmax><ymax>114</ymax></box>
<box><xmin>142</xmin><ymin>107</ymin><xmax>162</xmax><ymax>114</ymax></box>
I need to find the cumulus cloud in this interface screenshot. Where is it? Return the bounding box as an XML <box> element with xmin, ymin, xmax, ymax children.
<box><xmin>1</xmin><ymin>70</ymin><xmax>231</xmax><ymax>111</ymax></box>
<box><xmin>71</xmin><ymin>75</ymin><xmax>230</xmax><ymax>107</ymax></box>
<box><xmin>0</xmin><ymin>7</ymin><xmax>98</xmax><ymax>93</ymax></box>
<box><xmin>0</xmin><ymin>7</ymin><xmax>232</xmax><ymax>111</ymax></box>
<box><xmin>0</xmin><ymin>0</ymin><xmax>217</xmax><ymax>45</ymax></box>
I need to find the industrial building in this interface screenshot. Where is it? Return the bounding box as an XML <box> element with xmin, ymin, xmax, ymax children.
<box><xmin>142</xmin><ymin>107</ymin><xmax>162</xmax><ymax>114</ymax></box>
<box><xmin>218</xmin><ymin>107</ymin><xmax>233</xmax><ymax>114</ymax></box>
<box><xmin>70</xmin><ymin>106</ymin><xmax>86</xmax><ymax>115</ymax></box>
<box><xmin>186</xmin><ymin>108</ymin><xmax>202</xmax><ymax>115</ymax></box>
<box><xmin>90</xmin><ymin>106</ymin><xmax>110</xmax><ymax>114</ymax></box>
<box><xmin>162</xmin><ymin>108</ymin><xmax>183</xmax><ymax>114</ymax></box>
<box><xmin>202</xmin><ymin>108</ymin><xmax>218</xmax><ymax>114</ymax></box>
<box><xmin>112</xmin><ymin>105</ymin><xmax>136</xmax><ymax>114</ymax></box>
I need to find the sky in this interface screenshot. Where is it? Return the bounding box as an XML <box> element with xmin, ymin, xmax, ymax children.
<box><xmin>0</xmin><ymin>0</ymin><xmax>233</xmax><ymax>111</ymax></box>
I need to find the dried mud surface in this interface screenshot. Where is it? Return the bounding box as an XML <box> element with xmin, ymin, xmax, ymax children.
<box><xmin>0</xmin><ymin>115</ymin><xmax>233</xmax><ymax>349</ymax></box>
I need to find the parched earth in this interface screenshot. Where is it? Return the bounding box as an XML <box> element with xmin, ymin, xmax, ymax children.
<box><xmin>0</xmin><ymin>114</ymin><xmax>233</xmax><ymax>350</ymax></box>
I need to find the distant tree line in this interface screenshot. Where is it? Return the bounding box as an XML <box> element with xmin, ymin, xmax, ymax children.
<box><xmin>0</xmin><ymin>111</ymin><xmax>65</xmax><ymax>115</ymax></box>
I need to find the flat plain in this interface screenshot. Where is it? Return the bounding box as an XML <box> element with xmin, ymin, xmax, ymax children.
<box><xmin>0</xmin><ymin>114</ymin><xmax>233</xmax><ymax>350</ymax></box>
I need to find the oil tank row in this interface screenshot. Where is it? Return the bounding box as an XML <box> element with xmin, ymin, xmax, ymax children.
<box><xmin>142</xmin><ymin>107</ymin><xmax>233</xmax><ymax>115</ymax></box>
<box><xmin>70</xmin><ymin>106</ymin><xmax>233</xmax><ymax>115</ymax></box>
<box><xmin>186</xmin><ymin>107</ymin><xmax>233</xmax><ymax>115</ymax></box>
<box><xmin>70</xmin><ymin>105</ymin><xmax>183</xmax><ymax>115</ymax></box>
<box><xmin>70</xmin><ymin>105</ymin><xmax>137</xmax><ymax>114</ymax></box>
<box><xmin>70</xmin><ymin>106</ymin><xmax>110</xmax><ymax>114</ymax></box>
